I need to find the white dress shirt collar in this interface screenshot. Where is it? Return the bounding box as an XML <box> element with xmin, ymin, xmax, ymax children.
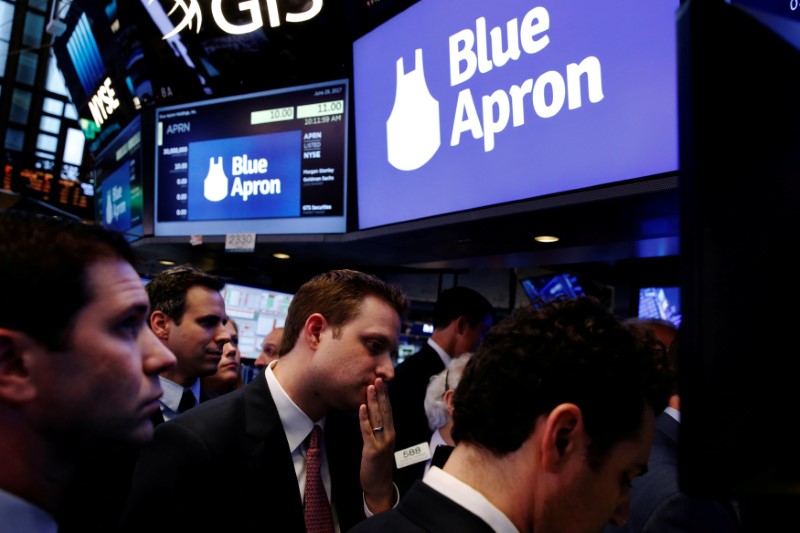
<box><xmin>664</xmin><ymin>405</ymin><xmax>681</xmax><ymax>423</ymax></box>
<box><xmin>423</xmin><ymin>466</ymin><xmax>519</xmax><ymax>533</ymax></box>
<box><xmin>424</xmin><ymin>428</ymin><xmax>447</xmax><ymax>475</ymax></box>
<box><xmin>0</xmin><ymin>487</ymin><xmax>57</xmax><ymax>533</ymax></box>
<box><xmin>264</xmin><ymin>359</ymin><xmax>324</xmax><ymax>450</ymax></box>
<box><xmin>158</xmin><ymin>376</ymin><xmax>200</xmax><ymax>421</ymax></box>
<box><xmin>427</xmin><ymin>338</ymin><xmax>452</xmax><ymax>367</ymax></box>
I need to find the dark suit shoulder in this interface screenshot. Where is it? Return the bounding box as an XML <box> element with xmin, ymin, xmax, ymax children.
<box><xmin>613</xmin><ymin>414</ymin><xmax>740</xmax><ymax>533</ymax></box>
<box><xmin>389</xmin><ymin>345</ymin><xmax>445</xmax><ymax>410</ymax></box>
<box><xmin>348</xmin><ymin>481</ymin><xmax>494</xmax><ymax>533</ymax></box>
<box><xmin>392</xmin><ymin>345</ymin><xmax>444</xmax><ymax>380</ymax></box>
<box><xmin>121</xmin><ymin>376</ymin><xmax>302</xmax><ymax>532</ymax></box>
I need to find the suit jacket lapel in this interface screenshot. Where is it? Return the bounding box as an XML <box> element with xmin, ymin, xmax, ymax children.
<box><xmin>655</xmin><ymin>410</ymin><xmax>679</xmax><ymax>444</ymax></box>
<box><xmin>150</xmin><ymin>407</ymin><xmax>165</xmax><ymax>428</ymax></box>
<box><xmin>242</xmin><ymin>370</ymin><xmax>306</xmax><ymax>531</ymax></box>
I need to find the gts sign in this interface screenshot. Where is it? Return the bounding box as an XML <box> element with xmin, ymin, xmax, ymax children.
<box><xmin>158</xmin><ymin>0</ymin><xmax>323</xmax><ymax>38</ymax></box>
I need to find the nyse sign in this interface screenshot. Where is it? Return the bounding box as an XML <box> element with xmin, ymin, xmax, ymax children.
<box><xmin>88</xmin><ymin>77</ymin><xmax>120</xmax><ymax>127</ymax></box>
<box><xmin>159</xmin><ymin>0</ymin><xmax>323</xmax><ymax>38</ymax></box>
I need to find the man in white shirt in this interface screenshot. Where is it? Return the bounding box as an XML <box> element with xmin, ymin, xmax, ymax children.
<box><xmin>121</xmin><ymin>269</ymin><xmax>409</xmax><ymax>532</ymax></box>
<box><xmin>351</xmin><ymin>296</ymin><xmax>670</xmax><ymax>533</ymax></box>
<box><xmin>0</xmin><ymin>211</ymin><xmax>175</xmax><ymax>532</ymax></box>
<box><xmin>389</xmin><ymin>286</ymin><xmax>493</xmax><ymax>494</ymax></box>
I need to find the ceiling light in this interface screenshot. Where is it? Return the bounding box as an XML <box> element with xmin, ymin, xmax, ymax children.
<box><xmin>272</xmin><ymin>252</ymin><xmax>291</xmax><ymax>260</ymax></box>
<box><xmin>534</xmin><ymin>235</ymin><xmax>559</xmax><ymax>243</ymax></box>
<box><xmin>158</xmin><ymin>260</ymin><xmax>176</xmax><ymax>266</ymax></box>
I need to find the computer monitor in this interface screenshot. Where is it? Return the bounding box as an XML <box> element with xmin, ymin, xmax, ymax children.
<box><xmin>520</xmin><ymin>273</ymin><xmax>586</xmax><ymax>307</ymax></box>
<box><xmin>152</xmin><ymin>79</ymin><xmax>349</xmax><ymax>236</ymax></box>
<box><xmin>636</xmin><ymin>286</ymin><xmax>681</xmax><ymax>328</ymax></box>
<box><xmin>220</xmin><ymin>283</ymin><xmax>294</xmax><ymax>360</ymax></box>
<box><xmin>519</xmin><ymin>272</ymin><xmax>614</xmax><ymax>311</ymax></box>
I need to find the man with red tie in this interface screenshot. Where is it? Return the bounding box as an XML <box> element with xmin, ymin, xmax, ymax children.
<box><xmin>121</xmin><ymin>269</ymin><xmax>409</xmax><ymax>532</ymax></box>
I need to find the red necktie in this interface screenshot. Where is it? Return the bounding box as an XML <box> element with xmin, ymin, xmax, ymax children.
<box><xmin>305</xmin><ymin>425</ymin><xmax>334</xmax><ymax>533</ymax></box>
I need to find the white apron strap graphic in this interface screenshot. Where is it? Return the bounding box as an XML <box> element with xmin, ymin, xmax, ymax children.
<box><xmin>105</xmin><ymin>191</ymin><xmax>114</xmax><ymax>224</ymax></box>
<box><xmin>386</xmin><ymin>48</ymin><xmax>441</xmax><ymax>171</ymax></box>
<box><xmin>204</xmin><ymin>156</ymin><xmax>229</xmax><ymax>202</ymax></box>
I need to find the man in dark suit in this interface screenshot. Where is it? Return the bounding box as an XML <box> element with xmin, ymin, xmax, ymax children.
<box><xmin>121</xmin><ymin>269</ymin><xmax>409</xmax><ymax>532</ymax></box>
<box><xmin>604</xmin><ymin>319</ymin><xmax>740</xmax><ymax>533</ymax></box>
<box><xmin>611</xmin><ymin>410</ymin><xmax>740</xmax><ymax>533</ymax></box>
<box><xmin>145</xmin><ymin>264</ymin><xmax>231</xmax><ymax>424</ymax></box>
<box><xmin>350</xmin><ymin>297</ymin><xmax>671</xmax><ymax>533</ymax></box>
<box><xmin>389</xmin><ymin>286</ymin><xmax>493</xmax><ymax>494</ymax></box>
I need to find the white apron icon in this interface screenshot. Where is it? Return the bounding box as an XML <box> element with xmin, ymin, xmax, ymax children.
<box><xmin>203</xmin><ymin>156</ymin><xmax>228</xmax><ymax>202</ymax></box>
<box><xmin>105</xmin><ymin>191</ymin><xmax>114</xmax><ymax>224</ymax></box>
<box><xmin>386</xmin><ymin>49</ymin><xmax>440</xmax><ymax>171</ymax></box>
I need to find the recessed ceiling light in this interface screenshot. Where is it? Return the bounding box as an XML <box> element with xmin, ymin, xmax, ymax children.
<box><xmin>534</xmin><ymin>235</ymin><xmax>559</xmax><ymax>243</ymax></box>
<box><xmin>158</xmin><ymin>260</ymin><xmax>176</xmax><ymax>266</ymax></box>
<box><xmin>272</xmin><ymin>252</ymin><xmax>291</xmax><ymax>260</ymax></box>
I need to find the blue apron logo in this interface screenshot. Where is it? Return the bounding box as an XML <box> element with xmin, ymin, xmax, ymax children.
<box><xmin>386</xmin><ymin>49</ymin><xmax>441</xmax><ymax>171</ymax></box>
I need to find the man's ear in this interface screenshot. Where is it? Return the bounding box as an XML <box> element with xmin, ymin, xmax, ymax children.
<box><xmin>455</xmin><ymin>316</ymin><xmax>469</xmax><ymax>335</ymax></box>
<box><xmin>150</xmin><ymin>310</ymin><xmax>170</xmax><ymax>341</ymax></box>
<box><xmin>0</xmin><ymin>329</ymin><xmax>38</xmax><ymax>403</ymax></box>
<box><xmin>540</xmin><ymin>403</ymin><xmax>584</xmax><ymax>470</ymax></box>
<box><xmin>304</xmin><ymin>313</ymin><xmax>326</xmax><ymax>350</ymax></box>
<box><xmin>444</xmin><ymin>388</ymin><xmax>456</xmax><ymax>416</ymax></box>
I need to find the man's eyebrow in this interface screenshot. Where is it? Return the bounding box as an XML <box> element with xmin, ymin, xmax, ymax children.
<box><xmin>362</xmin><ymin>333</ymin><xmax>396</xmax><ymax>348</ymax></box>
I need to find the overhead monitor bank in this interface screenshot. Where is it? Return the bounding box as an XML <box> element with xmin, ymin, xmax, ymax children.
<box><xmin>354</xmin><ymin>0</ymin><xmax>679</xmax><ymax>230</ymax></box>
<box><xmin>52</xmin><ymin>0</ymin><xmax>347</xmax><ymax>157</ymax></box>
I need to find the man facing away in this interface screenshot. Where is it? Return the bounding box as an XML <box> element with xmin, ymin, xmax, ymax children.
<box><xmin>145</xmin><ymin>264</ymin><xmax>231</xmax><ymax>423</ymax></box>
<box><xmin>121</xmin><ymin>269</ymin><xmax>410</xmax><ymax>532</ymax></box>
<box><xmin>350</xmin><ymin>296</ymin><xmax>670</xmax><ymax>533</ymax></box>
<box><xmin>603</xmin><ymin>318</ymin><xmax>741</xmax><ymax>533</ymax></box>
<box><xmin>0</xmin><ymin>210</ymin><xmax>175</xmax><ymax>532</ymax></box>
<box><xmin>389</xmin><ymin>286</ymin><xmax>494</xmax><ymax>494</ymax></box>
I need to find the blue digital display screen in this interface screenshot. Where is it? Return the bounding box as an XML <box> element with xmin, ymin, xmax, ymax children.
<box><xmin>93</xmin><ymin>115</ymin><xmax>144</xmax><ymax>239</ymax></box>
<box><xmin>354</xmin><ymin>0</ymin><xmax>679</xmax><ymax>229</ymax></box>
<box><xmin>520</xmin><ymin>273</ymin><xmax>585</xmax><ymax>307</ymax></box>
<box><xmin>637</xmin><ymin>286</ymin><xmax>681</xmax><ymax>328</ymax></box>
<box><xmin>153</xmin><ymin>79</ymin><xmax>348</xmax><ymax>236</ymax></box>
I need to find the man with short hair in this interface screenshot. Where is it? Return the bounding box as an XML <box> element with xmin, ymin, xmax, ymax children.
<box><xmin>145</xmin><ymin>264</ymin><xmax>231</xmax><ymax>423</ymax></box>
<box><xmin>121</xmin><ymin>269</ymin><xmax>410</xmax><ymax>532</ymax></box>
<box><xmin>351</xmin><ymin>296</ymin><xmax>669</xmax><ymax>533</ymax></box>
<box><xmin>0</xmin><ymin>211</ymin><xmax>175</xmax><ymax>532</ymax></box>
<box><xmin>389</xmin><ymin>286</ymin><xmax>494</xmax><ymax>494</ymax></box>
<box><xmin>57</xmin><ymin>265</ymin><xmax>231</xmax><ymax>532</ymax></box>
